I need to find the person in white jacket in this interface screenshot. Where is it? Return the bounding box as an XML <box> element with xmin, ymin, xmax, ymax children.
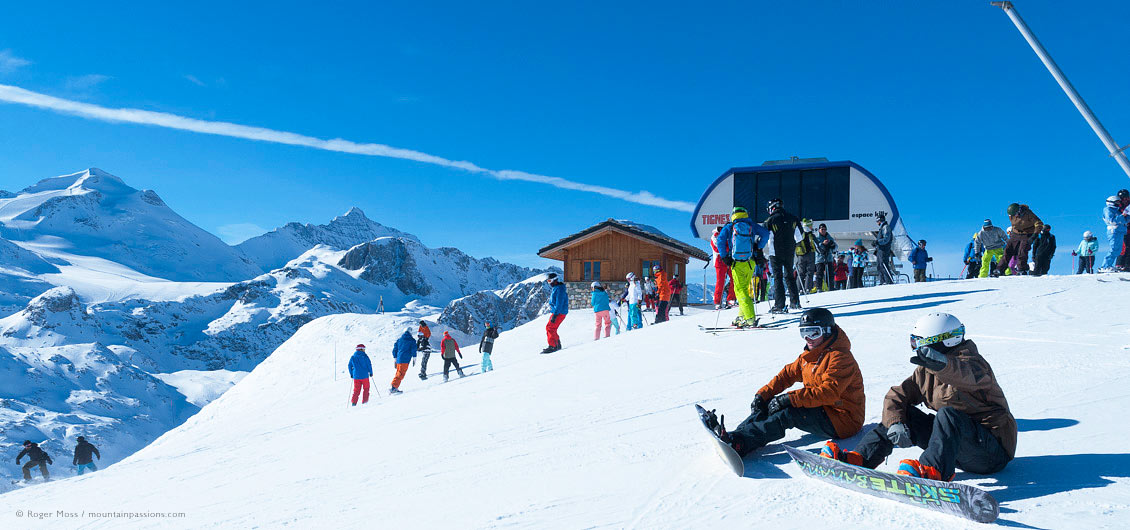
<box><xmin>625</xmin><ymin>272</ymin><xmax>643</xmax><ymax>330</ymax></box>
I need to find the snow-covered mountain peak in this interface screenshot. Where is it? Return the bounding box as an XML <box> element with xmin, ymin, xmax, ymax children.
<box><xmin>18</xmin><ymin>168</ymin><xmax>131</xmax><ymax>196</ymax></box>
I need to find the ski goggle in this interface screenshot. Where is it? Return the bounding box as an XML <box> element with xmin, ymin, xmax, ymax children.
<box><xmin>799</xmin><ymin>326</ymin><xmax>828</xmax><ymax>341</ymax></box>
<box><xmin>909</xmin><ymin>326</ymin><xmax>964</xmax><ymax>351</ymax></box>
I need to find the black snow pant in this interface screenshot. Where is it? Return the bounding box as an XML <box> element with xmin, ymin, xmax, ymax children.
<box><xmin>730</xmin><ymin>406</ymin><xmax>838</xmax><ymax>458</ymax></box>
<box><xmin>796</xmin><ymin>253</ymin><xmax>816</xmax><ymax>293</ymax></box>
<box><xmin>966</xmin><ymin>259</ymin><xmax>980</xmax><ymax>279</ymax></box>
<box><xmin>1076</xmin><ymin>255</ymin><xmax>1095</xmax><ymax>274</ymax></box>
<box><xmin>999</xmin><ymin>234</ymin><xmax>1032</xmax><ymax>275</ymax></box>
<box><xmin>1033</xmin><ymin>253</ymin><xmax>1053</xmax><ymax>276</ymax></box>
<box><xmin>654</xmin><ymin>300</ymin><xmax>670</xmax><ymax>323</ymax></box>
<box><xmin>876</xmin><ymin>247</ymin><xmax>894</xmax><ymax>284</ymax></box>
<box><xmin>22</xmin><ymin>460</ymin><xmax>49</xmax><ymax>481</ymax></box>
<box><xmin>813</xmin><ymin>259</ymin><xmax>834</xmax><ymax>291</ymax></box>
<box><xmin>853</xmin><ymin>406</ymin><xmax>1010</xmax><ymax>480</ymax></box>
<box><xmin>850</xmin><ymin>267</ymin><xmax>864</xmax><ymax>289</ymax></box>
<box><xmin>442</xmin><ymin>357</ymin><xmax>464</xmax><ymax>379</ymax></box>
<box><xmin>769</xmin><ymin>255</ymin><xmax>800</xmax><ymax>309</ymax></box>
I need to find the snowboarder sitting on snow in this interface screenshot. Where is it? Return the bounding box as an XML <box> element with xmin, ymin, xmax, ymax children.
<box><xmin>542</xmin><ymin>273</ymin><xmax>568</xmax><ymax>354</ymax></box>
<box><xmin>711</xmin><ymin>308</ymin><xmax>865</xmax><ymax>457</ymax></box>
<box><xmin>17</xmin><ymin>440</ymin><xmax>53</xmax><ymax>482</ymax></box>
<box><xmin>440</xmin><ymin>331</ymin><xmax>465</xmax><ymax>382</ymax></box>
<box><xmin>821</xmin><ymin>313</ymin><xmax>1016</xmax><ymax>482</ymax></box>
<box><xmin>349</xmin><ymin>344</ymin><xmax>374</xmax><ymax>404</ymax></box>
<box><xmin>390</xmin><ymin>331</ymin><xmax>416</xmax><ymax>395</ymax></box>
<box><xmin>479</xmin><ymin>322</ymin><xmax>499</xmax><ymax>373</ymax></box>
<box><xmin>73</xmin><ymin>436</ymin><xmax>100</xmax><ymax>475</ymax></box>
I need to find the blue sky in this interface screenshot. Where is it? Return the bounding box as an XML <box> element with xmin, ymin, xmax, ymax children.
<box><xmin>1</xmin><ymin>0</ymin><xmax>1128</xmax><ymax>278</ymax></box>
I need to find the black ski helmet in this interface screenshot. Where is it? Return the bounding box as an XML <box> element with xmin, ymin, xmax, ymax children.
<box><xmin>766</xmin><ymin>198</ymin><xmax>783</xmax><ymax>213</ymax></box>
<box><xmin>799</xmin><ymin>307</ymin><xmax>835</xmax><ymax>331</ymax></box>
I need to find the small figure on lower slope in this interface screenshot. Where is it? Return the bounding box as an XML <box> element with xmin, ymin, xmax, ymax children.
<box><xmin>348</xmin><ymin>344</ymin><xmax>373</xmax><ymax>405</ymax></box>
<box><xmin>479</xmin><ymin>322</ymin><xmax>498</xmax><ymax>373</ymax></box>
<box><xmin>73</xmin><ymin>436</ymin><xmax>100</xmax><ymax>475</ymax></box>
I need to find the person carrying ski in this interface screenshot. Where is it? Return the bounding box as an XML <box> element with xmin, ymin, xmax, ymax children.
<box><xmin>963</xmin><ymin>233</ymin><xmax>982</xmax><ymax>279</ymax></box>
<box><xmin>653</xmin><ymin>264</ymin><xmax>671</xmax><ymax>323</ymax></box>
<box><xmin>439</xmin><ymin>331</ymin><xmax>464</xmax><ymax>381</ymax></box>
<box><xmin>764</xmin><ymin>198</ymin><xmax>803</xmax><ymax>312</ymax></box>
<box><xmin>710</xmin><ymin>225</ymin><xmax>737</xmax><ymax>309</ymax></box>
<box><xmin>974</xmin><ymin>219</ymin><xmax>1007</xmax><ymax>278</ymax></box>
<box><xmin>1074</xmin><ymin>230</ymin><xmax>1099</xmax><ymax>274</ymax></box>
<box><xmin>850</xmin><ymin>240</ymin><xmax>868</xmax><ymax>289</ymax></box>
<box><xmin>1031</xmin><ymin>224</ymin><xmax>1056</xmax><ymax>276</ymax></box>
<box><xmin>390</xmin><ymin>331</ymin><xmax>416</xmax><ymax>395</ymax></box>
<box><xmin>671</xmin><ymin>274</ymin><xmax>685</xmax><ymax>316</ymax></box>
<box><xmin>812</xmin><ymin>223</ymin><xmax>837</xmax><ymax>293</ymax></box>
<box><xmin>833</xmin><ymin>254</ymin><xmax>849</xmax><ymax>290</ymax></box>
<box><xmin>72</xmin><ymin>436</ymin><xmax>100</xmax><ymax>475</ymax></box>
<box><xmin>821</xmin><ymin>313</ymin><xmax>1016</xmax><ymax>482</ymax></box>
<box><xmin>17</xmin><ymin>440</ymin><xmax>53</xmax><ymax>482</ymax></box>
<box><xmin>417</xmin><ymin>321</ymin><xmax>432</xmax><ymax>380</ymax></box>
<box><xmin>625</xmin><ymin>272</ymin><xmax>643</xmax><ymax>330</ymax></box>
<box><xmin>908</xmin><ymin>239</ymin><xmax>932</xmax><ymax>283</ymax></box>
<box><xmin>1101</xmin><ymin>193</ymin><xmax>1129</xmax><ymax>271</ymax></box>
<box><xmin>997</xmin><ymin>203</ymin><xmax>1042</xmax><ymax>276</ymax></box>
<box><xmin>348</xmin><ymin>344</ymin><xmax>374</xmax><ymax>404</ymax></box>
<box><xmin>591</xmin><ymin>281</ymin><xmax>612</xmax><ymax>340</ymax></box>
<box><xmin>479</xmin><ymin>322</ymin><xmax>498</xmax><ymax>373</ymax></box>
<box><xmin>714</xmin><ymin>206</ymin><xmax>770</xmax><ymax>328</ymax></box>
<box><xmin>795</xmin><ymin>219</ymin><xmax>818</xmax><ymax>293</ymax></box>
<box><xmin>543</xmin><ymin>272</ymin><xmax>568</xmax><ymax>353</ymax></box>
<box><xmin>875</xmin><ymin>213</ymin><xmax>895</xmax><ymax>285</ymax></box>
<box><xmin>709</xmin><ymin>308</ymin><xmax>864</xmax><ymax>457</ymax></box>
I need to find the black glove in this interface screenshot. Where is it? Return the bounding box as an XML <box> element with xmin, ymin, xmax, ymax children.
<box><xmin>926</xmin><ymin>257</ymin><xmax>933</xmax><ymax>262</ymax></box>
<box><xmin>750</xmin><ymin>394</ymin><xmax>765</xmax><ymax>415</ymax></box>
<box><xmin>767</xmin><ymin>394</ymin><xmax>791</xmax><ymax>415</ymax></box>
<box><xmin>910</xmin><ymin>346</ymin><xmax>947</xmax><ymax>372</ymax></box>
<box><xmin>721</xmin><ymin>256</ymin><xmax>734</xmax><ymax>268</ymax></box>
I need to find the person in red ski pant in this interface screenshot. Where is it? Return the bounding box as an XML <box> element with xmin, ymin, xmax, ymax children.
<box><xmin>542</xmin><ymin>273</ymin><xmax>568</xmax><ymax>354</ymax></box>
<box><xmin>348</xmin><ymin>344</ymin><xmax>373</xmax><ymax>405</ymax></box>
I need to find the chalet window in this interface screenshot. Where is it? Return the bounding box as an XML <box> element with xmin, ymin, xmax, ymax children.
<box><xmin>583</xmin><ymin>261</ymin><xmax>601</xmax><ymax>281</ymax></box>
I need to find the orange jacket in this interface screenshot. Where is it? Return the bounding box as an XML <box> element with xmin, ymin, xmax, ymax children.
<box><xmin>418</xmin><ymin>324</ymin><xmax>431</xmax><ymax>339</ymax></box>
<box><xmin>758</xmin><ymin>328</ymin><xmax>865</xmax><ymax>438</ymax></box>
<box><xmin>655</xmin><ymin>271</ymin><xmax>671</xmax><ymax>301</ymax></box>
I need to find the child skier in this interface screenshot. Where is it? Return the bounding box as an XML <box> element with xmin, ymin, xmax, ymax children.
<box><xmin>850</xmin><ymin>241</ymin><xmax>868</xmax><ymax>289</ymax></box>
<box><xmin>821</xmin><ymin>313</ymin><xmax>1016</xmax><ymax>482</ymax></box>
<box><xmin>479</xmin><ymin>323</ymin><xmax>499</xmax><ymax>373</ymax></box>
<box><xmin>348</xmin><ymin>344</ymin><xmax>373</xmax><ymax>404</ymax></box>
<box><xmin>440</xmin><ymin>331</ymin><xmax>465</xmax><ymax>382</ymax></box>
<box><xmin>1073</xmin><ymin>230</ymin><xmax>1099</xmax><ymax>274</ymax></box>
<box><xmin>833</xmin><ymin>254</ymin><xmax>849</xmax><ymax>291</ymax></box>
<box><xmin>591</xmin><ymin>281</ymin><xmax>611</xmax><ymax>340</ymax></box>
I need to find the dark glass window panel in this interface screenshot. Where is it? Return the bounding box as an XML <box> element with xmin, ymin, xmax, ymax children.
<box><xmin>825</xmin><ymin>167</ymin><xmax>850</xmax><ymax>220</ymax></box>
<box><xmin>801</xmin><ymin>169</ymin><xmax>826</xmax><ymax>220</ymax></box>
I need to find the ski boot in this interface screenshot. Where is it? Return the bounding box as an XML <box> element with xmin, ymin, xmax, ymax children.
<box><xmin>735</xmin><ymin>317</ymin><xmax>759</xmax><ymax>328</ymax></box>
<box><xmin>388</xmin><ymin>387</ymin><xmax>403</xmax><ymax>395</ymax></box>
<box><xmin>769</xmin><ymin>306</ymin><xmax>788</xmax><ymax>315</ymax></box>
<box><xmin>418</xmin><ymin>373</ymin><xmax>427</xmax><ymax>380</ymax></box>
<box><xmin>458</xmin><ymin>369</ymin><xmax>466</xmax><ymax>378</ymax></box>
<box><xmin>443</xmin><ymin>375</ymin><xmax>450</xmax><ymax>382</ymax></box>
<box><xmin>896</xmin><ymin>459</ymin><xmax>951</xmax><ymax>481</ymax></box>
<box><xmin>714</xmin><ymin>304</ymin><xmax>722</xmax><ymax>310</ymax></box>
<box><xmin>788</xmin><ymin>300</ymin><xmax>801</xmax><ymax>311</ymax></box>
<box><xmin>819</xmin><ymin>441</ymin><xmax>863</xmax><ymax>466</ymax></box>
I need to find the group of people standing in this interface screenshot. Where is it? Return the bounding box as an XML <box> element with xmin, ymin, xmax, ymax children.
<box><xmin>13</xmin><ymin>436</ymin><xmax>101</xmax><ymax>483</ymax></box>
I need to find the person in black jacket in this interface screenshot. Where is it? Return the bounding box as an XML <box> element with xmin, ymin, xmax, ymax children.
<box><xmin>16</xmin><ymin>440</ymin><xmax>53</xmax><ymax>482</ymax></box>
<box><xmin>73</xmin><ymin>436</ymin><xmax>101</xmax><ymax>475</ymax></box>
<box><xmin>763</xmin><ymin>199</ymin><xmax>803</xmax><ymax>312</ymax></box>
<box><xmin>479</xmin><ymin>322</ymin><xmax>499</xmax><ymax>373</ymax></box>
<box><xmin>1031</xmin><ymin>224</ymin><xmax>1057</xmax><ymax>276</ymax></box>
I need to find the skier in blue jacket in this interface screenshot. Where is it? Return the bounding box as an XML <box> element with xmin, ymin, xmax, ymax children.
<box><xmin>963</xmin><ymin>234</ymin><xmax>982</xmax><ymax>279</ymax></box>
<box><xmin>348</xmin><ymin>344</ymin><xmax>373</xmax><ymax>405</ymax></box>
<box><xmin>1101</xmin><ymin>193</ymin><xmax>1129</xmax><ymax>271</ymax></box>
<box><xmin>542</xmin><ymin>273</ymin><xmax>569</xmax><ymax>354</ymax></box>
<box><xmin>908</xmin><ymin>240</ymin><xmax>932</xmax><ymax>282</ymax></box>
<box><xmin>390</xmin><ymin>330</ymin><xmax>417</xmax><ymax>394</ymax></box>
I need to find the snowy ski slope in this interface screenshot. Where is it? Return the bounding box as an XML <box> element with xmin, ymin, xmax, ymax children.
<box><xmin>1</xmin><ymin>274</ymin><xmax>1126</xmax><ymax>529</ymax></box>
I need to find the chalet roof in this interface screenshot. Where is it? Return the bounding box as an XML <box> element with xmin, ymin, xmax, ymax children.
<box><xmin>538</xmin><ymin>218</ymin><xmax>709</xmax><ymax>261</ymax></box>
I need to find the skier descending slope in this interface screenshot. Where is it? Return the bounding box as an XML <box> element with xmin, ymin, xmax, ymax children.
<box><xmin>348</xmin><ymin>344</ymin><xmax>373</xmax><ymax>405</ymax></box>
<box><xmin>542</xmin><ymin>273</ymin><xmax>568</xmax><ymax>353</ymax></box>
<box><xmin>390</xmin><ymin>331</ymin><xmax>416</xmax><ymax>395</ymax></box>
<box><xmin>714</xmin><ymin>207</ymin><xmax>770</xmax><ymax>328</ymax></box>
<box><xmin>711</xmin><ymin>308</ymin><xmax>865</xmax><ymax>456</ymax></box>
<box><xmin>821</xmin><ymin>313</ymin><xmax>1016</xmax><ymax>482</ymax></box>
<box><xmin>763</xmin><ymin>198</ymin><xmax>803</xmax><ymax>312</ymax></box>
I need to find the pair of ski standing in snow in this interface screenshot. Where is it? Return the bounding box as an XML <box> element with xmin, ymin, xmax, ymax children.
<box><xmin>703</xmin><ymin>305</ymin><xmax>1016</xmax><ymax>489</ymax></box>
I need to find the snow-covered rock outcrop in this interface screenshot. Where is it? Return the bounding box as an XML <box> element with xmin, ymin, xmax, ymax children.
<box><xmin>437</xmin><ymin>274</ymin><xmax>553</xmax><ymax>335</ymax></box>
<box><xmin>236</xmin><ymin>207</ymin><xmax>417</xmax><ymax>271</ymax></box>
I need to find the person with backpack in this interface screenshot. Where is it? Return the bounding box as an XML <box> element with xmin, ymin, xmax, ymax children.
<box><xmin>812</xmin><ymin>223</ymin><xmax>838</xmax><ymax>293</ymax></box>
<box><xmin>390</xmin><ymin>331</ymin><xmax>416</xmax><ymax>395</ymax></box>
<box><xmin>417</xmin><ymin>321</ymin><xmax>432</xmax><ymax>380</ymax></box>
<box><xmin>1031</xmin><ymin>224</ymin><xmax>1057</xmax><ymax>276</ymax></box>
<box><xmin>72</xmin><ymin>436</ymin><xmax>100</xmax><ymax>475</ymax></box>
<box><xmin>591</xmin><ymin>281</ymin><xmax>612</xmax><ymax>340</ymax></box>
<box><xmin>625</xmin><ymin>272</ymin><xmax>643</xmax><ymax>330</ymax></box>
<box><xmin>850</xmin><ymin>240</ymin><xmax>868</xmax><ymax>289</ymax></box>
<box><xmin>671</xmin><ymin>274</ymin><xmax>685</xmax><ymax>316</ymax></box>
<box><xmin>543</xmin><ymin>272</ymin><xmax>568</xmax><ymax>353</ymax></box>
<box><xmin>1074</xmin><ymin>230</ymin><xmax>1099</xmax><ymax>274</ymax></box>
<box><xmin>998</xmin><ymin>203</ymin><xmax>1043</xmax><ymax>276</ymax></box>
<box><xmin>974</xmin><ymin>219</ymin><xmax>1008</xmax><ymax>278</ymax></box>
<box><xmin>17</xmin><ymin>440</ymin><xmax>53</xmax><ymax>482</ymax></box>
<box><xmin>714</xmin><ymin>206</ymin><xmax>771</xmax><ymax>328</ymax></box>
<box><xmin>479</xmin><ymin>323</ymin><xmax>498</xmax><ymax>373</ymax></box>
<box><xmin>833</xmin><ymin>254</ymin><xmax>849</xmax><ymax>290</ymax></box>
<box><xmin>710</xmin><ymin>225</ymin><xmax>737</xmax><ymax>309</ymax></box>
<box><xmin>348</xmin><ymin>344</ymin><xmax>373</xmax><ymax>404</ymax></box>
<box><xmin>764</xmin><ymin>199</ymin><xmax>804</xmax><ymax>313</ymax></box>
<box><xmin>908</xmin><ymin>240</ymin><xmax>932</xmax><ymax>282</ymax></box>
<box><xmin>439</xmin><ymin>331</ymin><xmax>465</xmax><ymax>381</ymax></box>
<box><xmin>963</xmin><ymin>233</ymin><xmax>982</xmax><ymax>279</ymax></box>
<box><xmin>795</xmin><ymin>219</ymin><xmax>818</xmax><ymax>293</ymax></box>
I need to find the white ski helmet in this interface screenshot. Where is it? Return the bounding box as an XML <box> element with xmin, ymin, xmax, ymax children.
<box><xmin>910</xmin><ymin>313</ymin><xmax>965</xmax><ymax>352</ymax></box>
<box><xmin>591</xmin><ymin>281</ymin><xmax>602</xmax><ymax>289</ymax></box>
<box><xmin>1084</xmin><ymin>230</ymin><xmax>1093</xmax><ymax>238</ymax></box>
<box><xmin>625</xmin><ymin>272</ymin><xmax>636</xmax><ymax>281</ymax></box>
<box><xmin>1108</xmin><ymin>195</ymin><xmax>1120</xmax><ymax>207</ymax></box>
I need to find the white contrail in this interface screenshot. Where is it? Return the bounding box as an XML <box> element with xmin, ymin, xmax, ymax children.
<box><xmin>0</xmin><ymin>84</ymin><xmax>695</xmax><ymax>212</ymax></box>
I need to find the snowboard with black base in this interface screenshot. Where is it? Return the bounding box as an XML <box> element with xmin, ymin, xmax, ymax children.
<box><xmin>786</xmin><ymin>446</ymin><xmax>998</xmax><ymax>523</ymax></box>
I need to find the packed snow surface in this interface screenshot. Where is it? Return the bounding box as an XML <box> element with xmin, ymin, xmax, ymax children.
<box><xmin>2</xmin><ymin>274</ymin><xmax>1127</xmax><ymax>529</ymax></box>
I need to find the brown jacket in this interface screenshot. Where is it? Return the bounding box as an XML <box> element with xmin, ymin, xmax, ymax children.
<box><xmin>758</xmin><ymin>328</ymin><xmax>865</xmax><ymax>438</ymax></box>
<box><xmin>882</xmin><ymin>340</ymin><xmax>1017</xmax><ymax>458</ymax></box>
<box><xmin>1009</xmin><ymin>205</ymin><xmax>1043</xmax><ymax>236</ymax></box>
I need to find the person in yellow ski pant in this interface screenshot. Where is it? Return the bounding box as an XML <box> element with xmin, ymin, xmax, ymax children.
<box><xmin>731</xmin><ymin>260</ymin><xmax>758</xmax><ymax>322</ymax></box>
<box><xmin>978</xmin><ymin>249</ymin><xmax>1003</xmax><ymax>278</ymax></box>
